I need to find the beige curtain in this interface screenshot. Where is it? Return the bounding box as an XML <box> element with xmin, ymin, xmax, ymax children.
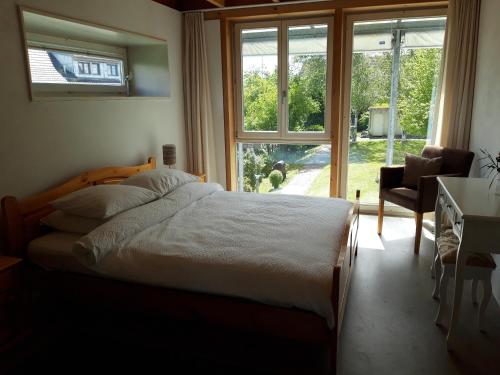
<box><xmin>436</xmin><ymin>0</ymin><xmax>481</xmax><ymax>150</ymax></box>
<box><xmin>183</xmin><ymin>12</ymin><xmax>218</xmax><ymax>180</ymax></box>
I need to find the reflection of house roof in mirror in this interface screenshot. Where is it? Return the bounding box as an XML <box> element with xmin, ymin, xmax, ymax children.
<box><xmin>28</xmin><ymin>49</ymin><xmax>67</xmax><ymax>83</ymax></box>
<box><xmin>28</xmin><ymin>49</ymin><xmax>123</xmax><ymax>85</ymax></box>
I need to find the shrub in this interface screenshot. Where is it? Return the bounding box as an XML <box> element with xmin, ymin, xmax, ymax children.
<box><xmin>255</xmin><ymin>147</ymin><xmax>273</xmax><ymax>177</ymax></box>
<box><xmin>243</xmin><ymin>149</ymin><xmax>263</xmax><ymax>191</ymax></box>
<box><xmin>243</xmin><ymin>177</ymin><xmax>253</xmax><ymax>192</ymax></box>
<box><xmin>269</xmin><ymin>170</ymin><xmax>284</xmax><ymax>189</ymax></box>
<box><xmin>306</xmin><ymin>124</ymin><xmax>325</xmax><ymax>132</ymax></box>
<box><xmin>260</xmin><ymin>153</ymin><xmax>273</xmax><ymax>177</ymax></box>
<box><xmin>243</xmin><ymin>147</ymin><xmax>275</xmax><ymax>191</ymax></box>
<box><xmin>357</xmin><ymin>111</ymin><xmax>369</xmax><ymax>131</ymax></box>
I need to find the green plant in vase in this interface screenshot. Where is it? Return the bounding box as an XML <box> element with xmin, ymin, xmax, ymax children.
<box><xmin>479</xmin><ymin>149</ymin><xmax>500</xmax><ymax>195</ymax></box>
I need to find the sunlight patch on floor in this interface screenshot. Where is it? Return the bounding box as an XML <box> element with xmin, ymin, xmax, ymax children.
<box><xmin>357</xmin><ymin>214</ymin><xmax>435</xmax><ymax>251</ymax></box>
<box><xmin>358</xmin><ymin>228</ymin><xmax>385</xmax><ymax>251</ymax></box>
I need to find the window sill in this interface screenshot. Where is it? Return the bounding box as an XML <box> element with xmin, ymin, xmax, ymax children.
<box><xmin>31</xmin><ymin>96</ymin><xmax>171</xmax><ymax>102</ymax></box>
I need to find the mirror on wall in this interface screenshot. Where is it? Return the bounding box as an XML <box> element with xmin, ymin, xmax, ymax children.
<box><xmin>20</xmin><ymin>7</ymin><xmax>171</xmax><ymax>99</ymax></box>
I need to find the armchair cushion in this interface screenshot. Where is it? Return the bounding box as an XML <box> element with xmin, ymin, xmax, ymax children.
<box><xmin>402</xmin><ymin>154</ymin><xmax>443</xmax><ymax>188</ymax></box>
<box><xmin>381</xmin><ymin>187</ymin><xmax>418</xmax><ymax>211</ymax></box>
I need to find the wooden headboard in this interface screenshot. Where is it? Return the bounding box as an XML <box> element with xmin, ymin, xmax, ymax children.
<box><xmin>1</xmin><ymin>157</ymin><xmax>156</xmax><ymax>258</ymax></box>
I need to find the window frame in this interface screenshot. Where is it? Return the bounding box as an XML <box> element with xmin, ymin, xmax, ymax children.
<box><xmin>90</xmin><ymin>62</ymin><xmax>100</xmax><ymax>75</ymax></box>
<box><xmin>340</xmin><ymin>8</ymin><xmax>448</xmax><ymax>210</ymax></box>
<box><xmin>234</xmin><ymin>17</ymin><xmax>334</xmax><ymax>143</ymax></box>
<box><xmin>234</xmin><ymin>20</ymin><xmax>282</xmax><ymax>140</ymax></box>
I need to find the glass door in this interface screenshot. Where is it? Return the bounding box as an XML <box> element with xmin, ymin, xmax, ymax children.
<box><xmin>343</xmin><ymin>14</ymin><xmax>446</xmax><ymax>205</ymax></box>
<box><xmin>234</xmin><ymin>17</ymin><xmax>333</xmax><ymax>197</ymax></box>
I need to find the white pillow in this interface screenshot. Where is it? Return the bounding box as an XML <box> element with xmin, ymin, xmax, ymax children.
<box><xmin>41</xmin><ymin>210</ymin><xmax>106</xmax><ymax>234</ymax></box>
<box><xmin>121</xmin><ymin>167</ymin><xmax>198</xmax><ymax>196</ymax></box>
<box><xmin>51</xmin><ymin>185</ymin><xmax>158</xmax><ymax>219</ymax></box>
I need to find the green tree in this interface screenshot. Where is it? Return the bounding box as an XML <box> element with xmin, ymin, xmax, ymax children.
<box><xmin>398</xmin><ymin>48</ymin><xmax>442</xmax><ymax>137</ymax></box>
<box><xmin>296</xmin><ymin>56</ymin><xmax>326</xmax><ymax>119</ymax></box>
<box><xmin>350</xmin><ymin>52</ymin><xmax>392</xmax><ymax>128</ymax></box>
<box><xmin>288</xmin><ymin>74</ymin><xmax>319</xmax><ymax>132</ymax></box>
<box><xmin>288</xmin><ymin>55</ymin><xmax>326</xmax><ymax>131</ymax></box>
<box><xmin>243</xmin><ymin>70</ymin><xmax>278</xmax><ymax>131</ymax></box>
<box><xmin>243</xmin><ymin>55</ymin><xmax>327</xmax><ymax>133</ymax></box>
<box><xmin>242</xmin><ymin>49</ymin><xmax>442</xmax><ymax>137</ymax></box>
<box><xmin>351</xmin><ymin>53</ymin><xmax>374</xmax><ymax>117</ymax></box>
<box><xmin>370</xmin><ymin>52</ymin><xmax>393</xmax><ymax>105</ymax></box>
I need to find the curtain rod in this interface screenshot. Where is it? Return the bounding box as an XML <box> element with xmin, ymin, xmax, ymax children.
<box><xmin>182</xmin><ymin>0</ymin><xmax>333</xmax><ymax>14</ymax></box>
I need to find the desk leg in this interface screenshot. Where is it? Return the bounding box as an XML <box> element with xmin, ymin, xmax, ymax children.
<box><xmin>446</xmin><ymin>244</ymin><xmax>468</xmax><ymax>351</ymax></box>
<box><xmin>432</xmin><ymin>198</ymin><xmax>443</xmax><ymax>278</ymax></box>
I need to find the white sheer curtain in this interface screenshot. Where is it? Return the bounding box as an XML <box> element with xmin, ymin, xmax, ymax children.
<box><xmin>435</xmin><ymin>0</ymin><xmax>481</xmax><ymax>150</ymax></box>
<box><xmin>183</xmin><ymin>12</ymin><xmax>218</xmax><ymax>181</ymax></box>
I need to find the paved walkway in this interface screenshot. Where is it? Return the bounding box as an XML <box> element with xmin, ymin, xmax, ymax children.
<box><xmin>276</xmin><ymin>167</ymin><xmax>322</xmax><ymax>195</ymax></box>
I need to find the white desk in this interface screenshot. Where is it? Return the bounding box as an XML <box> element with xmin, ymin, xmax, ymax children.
<box><xmin>435</xmin><ymin>177</ymin><xmax>500</xmax><ymax>350</ymax></box>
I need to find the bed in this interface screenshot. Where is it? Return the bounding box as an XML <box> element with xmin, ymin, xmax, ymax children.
<box><xmin>1</xmin><ymin>157</ymin><xmax>359</xmax><ymax>374</ymax></box>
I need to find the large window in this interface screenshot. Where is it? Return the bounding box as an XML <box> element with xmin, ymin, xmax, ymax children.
<box><xmin>234</xmin><ymin>17</ymin><xmax>333</xmax><ymax>196</ymax></box>
<box><xmin>342</xmin><ymin>13</ymin><xmax>446</xmax><ymax>204</ymax></box>
<box><xmin>235</xmin><ymin>18</ymin><xmax>333</xmax><ymax>141</ymax></box>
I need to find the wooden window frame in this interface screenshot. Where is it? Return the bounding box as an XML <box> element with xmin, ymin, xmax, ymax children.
<box><xmin>234</xmin><ymin>20</ymin><xmax>282</xmax><ymax>141</ymax></box>
<box><xmin>339</xmin><ymin>7</ymin><xmax>448</xmax><ymax>211</ymax></box>
<box><xmin>219</xmin><ymin>2</ymin><xmax>448</xmax><ymax>194</ymax></box>
<box><xmin>234</xmin><ymin>16</ymin><xmax>334</xmax><ymax>143</ymax></box>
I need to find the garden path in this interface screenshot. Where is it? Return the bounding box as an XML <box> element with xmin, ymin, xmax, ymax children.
<box><xmin>278</xmin><ymin>167</ymin><xmax>322</xmax><ymax>195</ymax></box>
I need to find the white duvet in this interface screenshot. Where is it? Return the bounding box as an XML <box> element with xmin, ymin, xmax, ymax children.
<box><xmin>74</xmin><ymin>182</ymin><xmax>353</xmax><ymax>328</ymax></box>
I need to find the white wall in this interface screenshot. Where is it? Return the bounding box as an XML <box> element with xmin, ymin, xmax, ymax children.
<box><xmin>469</xmin><ymin>0</ymin><xmax>500</xmax><ymax>303</ymax></box>
<box><xmin>0</xmin><ymin>0</ymin><xmax>185</xmax><ymax>201</ymax></box>
<box><xmin>205</xmin><ymin>19</ymin><xmax>227</xmax><ymax>189</ymax></box>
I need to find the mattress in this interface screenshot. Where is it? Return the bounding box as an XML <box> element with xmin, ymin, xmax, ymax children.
<box><xmin>28</xmin><ymin>231</ymin><xmax>95</xmax><ymax>275</ymax></box>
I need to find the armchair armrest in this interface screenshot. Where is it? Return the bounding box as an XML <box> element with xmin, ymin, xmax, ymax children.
<box><xmin>379</xmin><ymin>166</ymin><xmax>405</xmax><ymax>191</ymax></box>
<box><xmin>417</xmin><ymin>173</ymin><xmax>461</xmax><ymax>212</ymax></box>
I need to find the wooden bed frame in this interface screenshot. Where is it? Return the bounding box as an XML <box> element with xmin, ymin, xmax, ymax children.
<box><xmin>0</xmin><ymin>157</ymin><xmax>360</xmax><ymax>374</ymax></box>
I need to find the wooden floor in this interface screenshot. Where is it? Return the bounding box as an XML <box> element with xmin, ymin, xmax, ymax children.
<box><xmin>2</xmin><ymin>215</ymin><xmax>499</xmax><ymax>374</ymax></box>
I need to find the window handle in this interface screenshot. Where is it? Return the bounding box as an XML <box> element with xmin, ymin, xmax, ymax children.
<box><xmin>282</xmin><ymin>90</ymin><xmax>287</xmax><ymax>104</ymax></box>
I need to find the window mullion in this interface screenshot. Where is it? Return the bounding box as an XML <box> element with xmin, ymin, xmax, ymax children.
<box><xmin>279</xmin><ymin>20</ymin><xmax>288</xmax><ymax>138</ymax></box>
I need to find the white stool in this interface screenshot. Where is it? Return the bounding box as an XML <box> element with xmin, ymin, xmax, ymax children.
<box><xmin>432</xmin><ymin>229</ymin><xmax>496</xmax><ymax>332</ymax></box>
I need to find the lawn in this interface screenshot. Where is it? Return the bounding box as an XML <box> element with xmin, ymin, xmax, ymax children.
<box><xmin>254</xmin><ymin>139</ymin><xmax>426</xmax><ymax>201</ymax></box>
<box><xmin>307</xmin><ymin>164</ymin><xmax>330</xmax><ymax>197</ymax></box>
<box><xmin>346</xmin><ymin>139</ymin><xmax>426</xmax><ymax>202</ymax></box>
